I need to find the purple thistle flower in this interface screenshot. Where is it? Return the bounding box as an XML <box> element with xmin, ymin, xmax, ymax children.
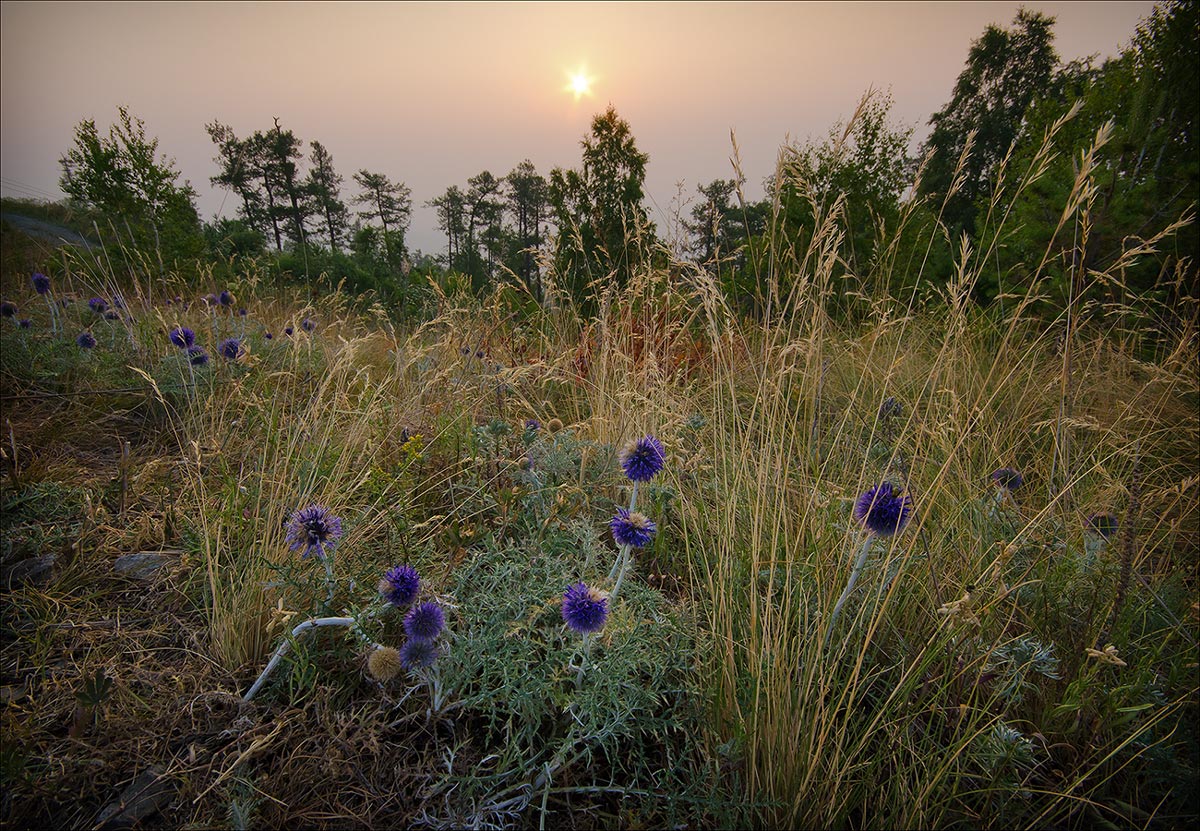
<box><xmin>187</xmin><ymin>347</ymin><xmax>209</xmax><ymax>366</ymax></box>
<box><xmin>169</xmin><ymin>326</ymin><xmax>196</xmax><ymax>348</ymax></box>
<box><xmin>264</xmin><ymin>332</ymin><xmax>273</xmax><ymax>340</ymax></box>
<box><xmin>237</xmin><ymin>308</ymin><xmax>247</xmax><ymax>317</ymax></box>
<box><xmin>88</xmin><ymin>297</ymin><xmax>107</xmax><ymax>314</ymax></box>
<box><xmin>0</xmin><ymin>301</ymin><xmax>16</xmax><ymax>318</ymax></box>
<box><xmin>611</xmin><ymin>507</ymin><xmax>657</xmax><ymax>548</ymax></box>
<box><xmin>18</xmin><ymin>318</ymin><xmax>32</xmax><ymax>329</ymax></box>
<box><xmin>112</xmin><ymin>295</ymin><xmax>125</xmax><ymax>309</ymax></box>
<box><xmin>284</xmin><ymin>326</ymin><xmax>294</xmax><ymax>337</ymax></box>
<box><xmin>403</xmin><ymin>602</ymin><xmax>446</xmax><ymax>642</ymax></box>
<box><xmin>620</xmin><ymin>435</ymin><xmax>666</xmax><ymax>482</ymax></box>
<box><xmin>399</xmin><ymin>638</ymin><xmax>438</xmax><ymax>670</ymax></box>
<box><xmin>301</xmin><ymin>318</ymin><xmax>316</xmax><ymax>333</ymax></box>
<box><xmin>991</xmin><ymin>468</ymin><xmax>1024</xmax><ymax>491</ymax></box>
<box><xmin>219</xmin><ymin>337</ymin><xmax>242</xmax><ymax>361</ymax></box>
<box><xmin>31</xmin><ymin>272</ymin><xmax>51</xmax><ymax>295</ymax></box>
<box><xmin>76</xmin><ymin>331</ymin><xmax>97</xmax><ymax>349</ymax></box>
<box><xmin>103</xmin><ymin>310</ymin><xmax>120</xmax><ymax>321</ymax></box>
<box><xmin>1087</xmin><ymin>513</ymin><xmax>1119</xmax><ymax>540</ymax></box>
<box><xmin>380</xmin><ymin>564</ymin><xmax>420</xmax><ymax>608</ymax></box>
<box><xmin>879</xmin><ymin>396</ymin><xmax>903</xmax><ymax>420</ymax></box>
<box><xmin>853</xmin><ymin>482</ymin><xmax>912</xmax><ymax>537</ymax></box>
<box><xmin>203</xmin><ymin>293</ymin><xmax>217</xmax><ymax>306</ymax></box>
<box><xmin>525</xmin><ymin>418</ymin><xmax>541</xmax><ymax>432</ymax></box>
<box><xmin>285</xmin><ymin>504</ymin><xmax>343</xmax><ymax>560</ymax></box>
<box><xmin>218</xmin><ymin>290</ymin><xmax>233</xmax><ymax>307</ymax></box>
<box><xmin>562</xmin><ymin>582</ymin><xmax>608</xmax><ymax>634</ymax></box>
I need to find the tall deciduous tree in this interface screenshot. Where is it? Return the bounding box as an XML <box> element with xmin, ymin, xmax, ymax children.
<box><xmin>60</xmin><ymin>105</ymin><xmax>202</xmax><ymax>260</ymax></box>
<box><xmin>994</xmin><ymin>0</ymin><xmax>1199</xmax><ymax>309</ymax></box>
<box><xmin>352</xmin><ymin>170</ymin><xmax>412</xmax><ymax>262</ymax></box>
<box><xmin>918</xmin><ymin>9</ymin><xmax>1058</xmax><ymax>236</ymax></box>
<box><xmin>549</xmin><ymin>106</ymin><xmax>652</xmax><ymax>307</ymax></box>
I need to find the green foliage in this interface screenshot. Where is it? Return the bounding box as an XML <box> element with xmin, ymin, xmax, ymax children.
<box><xmin>549</xmin><ymin>106</ymin><xmax>654</xmax><ymax>312</ymax></box>
<box><xmin>771</xmin><ymin>90</ymin><xmax>915</xmax><ymax>313</ymax></box>
<box><xmin>989</xmin><ymin>0</ymin><xmax>1199</xmax><ymax>311</ymax></box>
<box><xmin>919</xmin><ymin>9</ymin><xmax>1059</xmax><ymax>237</ymax></box>
<box><xmin>58</xmin><ymin>106</ymin><xmax>204</xmax><ymax>263</ymax></box>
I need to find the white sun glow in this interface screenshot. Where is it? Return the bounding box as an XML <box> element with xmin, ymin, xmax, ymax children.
<box><xmin>565</xmin><ymin>68</ymin><xmax>593</xmax><ymax>101</ymax></box>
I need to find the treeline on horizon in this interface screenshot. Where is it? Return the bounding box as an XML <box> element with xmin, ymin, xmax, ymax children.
<box><xmin>32</xmin><ymin>2</ymin><xmax>1200</xmax><ymax>323</ymax></box>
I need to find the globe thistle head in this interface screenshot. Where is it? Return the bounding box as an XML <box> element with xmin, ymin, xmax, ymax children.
<box><xmin>400</xmin><ymin>638</ymin><xmax>439</xmax><ymax>670</ymax></box>
<box><xmin>31</xmin><ymin>272</ymin><xmax>51</xmax><ymax>295</ymax></box>
<box><xmin>88</xmin><ymin>297</ymin><xmax>107</xmax><ymax>314</ymax></box>
<box><xmin>169</xmin><ymin>326</ymin><xmax>195</xmax><ymax>349</ymax></box>
<box><xmin>879</xmin><ymin>396</ymin><xmax>903</xmax><ymax>420</ymax></box>
<box><xmin>18</xmin><ymin>318</ymin><xmax>31</xmax><ymax>329</ymax></box>
<box><xmin>218</xmin><ymin>290</ymin><xmax>233</xmax><ymax>307</ymax></box>
<box><xmin>380</xmin><ymin>564</ymin><xmax>420</xmax><ymax>608</ymax></box>
<box><xmin>284</xmin><ymin>326</ymin><xmax>294</xmax><ymax>337</ymax></box>
<box><xmin>219</xmin><ymin>337</ymin><xmax>242</xmax><ymax>361</ymax></box>
<box><xmin>404</xmin><ymin>601</ymin><xmax>446</xmax><ymax>642</ymax></box>
<box><xmin>1087</xmin><ymin>512</ymin><xmax>1119</xmax><ymax>540</ymax></box>
<box><xmin>76</xmin><ymin>331</ymin><xmax>97</xmax><ymax>349</ymax></box>
<box><xmin>854</xmin><ymin>482</ymin><xmax>912</xmax><ymax>537</ymax></box>
<box><xmin>301</xmin><ymin>318</ymin><xmax>316</xmax><ymax>332</ymax></box>
<box><xmin>203</xmin><ymin>293</ymin><xmax>217</xmax><ymax>306</ymax></box>
<box><xmin>367</xmin><ymin>646</ymin><xmax>402</xmax><ymax>681</ymax></box>
<box><xmin>562</xmin><ymin>582</ymin><xmax>608</xmax><ymax>635</ymax></box>
<box><xmin>285</xmin><ymin>503</ymin><xmax>343</xmax><ymax>560</ymax></box>
<box><xmin>111</xmin><ymin>295</ymin><xmax>125</xmax><ymax>309</ymax></box>
<box><xmin>611</xmin><ymin>508</ymin><xmax>657</xmax><ymax>548</ymax></box>
<box><xmin>0</xmin><ymin>301</ymin><xmax>16</xmax><ymax>318</ymax></box>
<box><xmin>104</xmin><ymin>310</ymin><xmax>120</xmax><ymax>321</ymax></box>
<box><xmin>237</xmin><ymin>308</ymin><xmax>247</xmax><ymax>317</ymax></box>
<box><xmin>264</xmin><ymin>332</ymin><xmax>273</xmax><ymax>340</ymax></box>
<box><xmin>620</xmin><ymin>435</ymin><xmax>666</xmax><ymax>482</ymax></box>
<box><xmin>187</xmin><ymin>346</ymin><xmax>209</xmax><ymax>366</ymax></box>
<box><xmin>991</xmin><ymin>468</ymin><xmax>1024</xmax><ymax>491</ymax></box>
<box><xmin>524</xmin><ymin>418</ymin><xmax>541</xmax><ymax>432</ymax></box>
<box><xmin>547</xmin><ymin>417</ymin><xmax>564</xmax><ymax>434</ymax></box>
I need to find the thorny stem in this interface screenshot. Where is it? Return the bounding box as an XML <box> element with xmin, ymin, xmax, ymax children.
<box><xmin>607</xmin><ymin>481</ymin><xmax>639</xmax><ymax>599</ymax></box>
<box><xmin>243</xmin><ymin>616</ymin><xmax>364</xmax><ymax>702</ymax></box>
<box><xmin>823</xmin><ymin>534</ymin><xmax>875</xmax><ymax>651</ymax></box>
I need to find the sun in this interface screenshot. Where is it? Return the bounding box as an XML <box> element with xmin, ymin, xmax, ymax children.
<box><xmin>565</xmin><ymin>67</ymin><xmax>593</xmax><ymax>101</ymax></box>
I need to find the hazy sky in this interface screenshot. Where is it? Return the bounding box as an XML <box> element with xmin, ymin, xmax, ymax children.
<box><xmin>1</xmin><ymin>1</ymin><xmax>1155</xmax><ymax>256</ymax></box>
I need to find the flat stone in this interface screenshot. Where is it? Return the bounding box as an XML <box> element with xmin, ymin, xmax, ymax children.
<box><xmin>95</xmin><ymin>764</ymin><xmax>174</xmax><ymax>828</ymax></box>
<box><xmin>113</xmin><ymin>552</ymin><xmax>170</xmax><ymax>580</ymax></box>
<box><xmin>4</xmin><ymin>554</ymin><xmax>55</xmax><ymax>587</ymax></box>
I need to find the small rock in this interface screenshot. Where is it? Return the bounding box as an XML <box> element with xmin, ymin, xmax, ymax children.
<box><xmin>113</xmin><ymin>552</ymin><xmax>170</xmax><ymax>580</ymax></box>
<box><xmin>4</xmin><ymin>554</ymin><xmax>55</xmax><ymax>586</ymax></box>
<box><xmin>94</xmin><ymin>764</ymin><xmax>174</xmax><ymax>828</ymax></box>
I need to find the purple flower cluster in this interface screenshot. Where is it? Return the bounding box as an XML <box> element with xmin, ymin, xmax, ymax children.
<box><xmin>380</xmin><ymin>564</ymin><xmax>420</xmax><ymax>608</ymax></box>
<box><xmin>219</xmin><ymin>337</ymin><xmax>243</xmax><ymax>361</ymax></box>
<box><xmin>991</xmin><ymin>468</ymin><xmax>1024</xmax><ymax>491</ymax></box>
<box><xmin>620</xmin><ymin>435</ymin><xmax>666</xmax><ymax>482</ymax></box>
<box><xmin>854</xmin><ymin>482</ymin><xmax>912</xmax><ymax>537</ymax></box>
<box><xmin>31</xmin><ymin>272</ymin><xmax>51</xmax><ymax>295</ymax></box>
<box><xmin>76</xmin><ymin>331</ymin><xmax>97</xmax><ymax>349</ymax></box>
<box><xmin>562</xmin><ymin>582</ymin><xmax>608</xmax><ymax>634</ymax></box>
<box><xmin>404</xmin><ymin>601</ymin><xmax>446</xmax><ymax>641</ymax></box>
<box><xmin>169</xmin><ymin>326</ymin><xmax>196</xmax><ymax>349</ymax></box>
<box><xmin>285</xmin><ymin>503</ymin><xmax>343</xmax><ymax>560</ymax></box>
<box><xmin>611</xmin><ymin>508</ymin><xmax>656</xmax><ymax>548</ymax></box>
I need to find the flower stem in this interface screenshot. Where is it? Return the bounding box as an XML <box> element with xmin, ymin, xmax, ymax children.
<box><xmin>823</xmin><ymin>534</ymin><xmax>874</xmax><ymax>651</ymax></box>
<box><xmin>243</xmin><ymin>616</ymin><xmax>359</xmax><ymax>702</ymax></box>
<box><xmin>607</xmin><ymin>480</ymin><xmax>639</xmax><ymax>595</ymax></box>
<box><xmin>573</xmin><ymin>633</ymin><xmax>594</xmax><ymax>691</ymax></box>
